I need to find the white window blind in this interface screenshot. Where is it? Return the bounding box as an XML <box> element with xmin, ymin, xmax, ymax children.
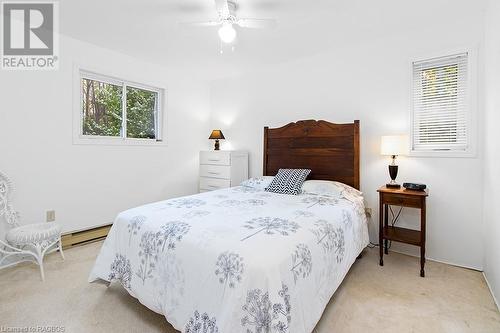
<box><xmin>412</xmin><ymin>52</ymin><xmax>469</xmax><ymax>152</ymax></box>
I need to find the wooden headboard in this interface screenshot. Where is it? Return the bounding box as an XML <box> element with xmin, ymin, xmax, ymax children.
<box><xmin>263</xmin><ymin>120</ymin><xmax>360</xmax><ymax>189</ymax></box>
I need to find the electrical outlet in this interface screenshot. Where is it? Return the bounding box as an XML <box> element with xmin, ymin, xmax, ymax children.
<box><xmin>46</xmin><ymin>210</ymin><xmax>55</xmax><ymax>222</ymax></box>
<box><xmin>365</xmin><ymin>207</ymin><xmax>372</xmax><ymax>217</ymax></box>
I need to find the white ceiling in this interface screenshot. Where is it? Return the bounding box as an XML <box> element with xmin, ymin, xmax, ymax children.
<box><xmin>60</xmin><ymin>0</ymin><xmax>486</xmax><ymax>78</ymax></box>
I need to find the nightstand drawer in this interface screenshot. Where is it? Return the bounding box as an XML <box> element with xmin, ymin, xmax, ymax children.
<box><xmin>200</xmin><ymin>165</ymin><xmax>231</xmax><ymax>179</ymax></box>
<box><xmin>200</xmin><ymin>151</ymin><xmax>231</xmax><ymax>166</ymax></box>
<box><xmin>200</xmin><ymin>177</ymin><xmax>231</xmax><ymax>191</ymax></box>
<box><xmin>382</xmin><ymin>193</ymin><xmax>421</xmax><ymax>208</ymax></box>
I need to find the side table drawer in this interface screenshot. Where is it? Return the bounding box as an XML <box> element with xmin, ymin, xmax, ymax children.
<box><xmin>200</xmin><ymin>151</ymin><xmax>231</xmax><ymax>166</ymax></box>
<box><xmin>200</xmin><ymin>177</ymin><xmax>231</xmax><ymax>191</ymax></box>
<box><xmin>382</xmin><ymin>193</ymin><xmax>421</xmax><ymax>208</ymax></box>
<box><xmin>200</xmin><ymin>165</ymin><xmax>231</xmax><ymax>179</ymax></box>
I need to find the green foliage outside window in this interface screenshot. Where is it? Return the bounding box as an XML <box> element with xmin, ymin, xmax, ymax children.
<box><xmin>81</xmin><ymin>78</ymin><xmax>158</xmax><ymax>139</ymax></box>
<box><xmin>82</xmin><ymin>79</ymin><xmax>123</xmax><ymax>136</ymax></box>
<box><xmin>126</xmin><ymin>86</ymin><xmax>156</xmax><ymax>139</ymax></box>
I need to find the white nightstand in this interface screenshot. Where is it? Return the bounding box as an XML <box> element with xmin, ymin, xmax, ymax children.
<box><xmin>199</xmin><ymin>151</ymin><xmax>248</xmax><ymax>192</ymax></box>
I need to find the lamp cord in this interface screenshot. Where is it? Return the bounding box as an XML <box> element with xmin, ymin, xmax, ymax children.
<box><xmin>367</xmin><ymin>205</ymin><xmax>403</xmax><ymax>249</ymax></box>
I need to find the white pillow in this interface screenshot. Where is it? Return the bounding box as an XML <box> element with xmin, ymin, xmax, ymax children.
<box><xmin>301</xmin><ymin>180</ymin><xmax>342</xmax><ymax>197</ymax></box>
<box><xmin>301</xmin><ymin>180</ymin><xmax>362</xmax><ymax>198</ymax></box>
<box><xmin>240</xmin><ymin>176</ymin><xmax>274</xmax><ymax>190</ymax></box>
<box><xmin>332</xmin><ymin>181</ymin><xmax>363</xmax><ymax>197</ymax></box>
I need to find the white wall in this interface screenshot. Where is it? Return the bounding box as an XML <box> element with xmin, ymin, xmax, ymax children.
<box><xmin>0</xmin><ymin>34</ymin><xmax>211</xmax><ymax>235</ymax></box>
<box><xmin>483</xmin><ymin>0</ymin><xmax>500</xmax><ymax>306</ymax></box>
<box><xmin>210</xmin><ymin>14</ymin><xmax>485</xmax><ymax>269</ymax></box>
<box><xmin>0</xmin><ymin>1</ymin><xmax>491</xmax><ymax>275</ymax></box>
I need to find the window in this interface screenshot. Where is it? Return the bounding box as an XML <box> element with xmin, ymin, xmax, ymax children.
<box><xmin>411</xmin><ymin>52</ymin><xmax>471</xmax><ymax>154</ymax></box>
<box><xmin>78</xmin><ymin>71</ymin><xmax>162</xmax><ymax>143</ymax></box>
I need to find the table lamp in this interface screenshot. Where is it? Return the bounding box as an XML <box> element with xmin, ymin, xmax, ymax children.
<box><xmin>209</xmin><ymin>130</ymin><xmax>225</xmax><ymax>150</ymax></box>
<box><xmin>381</xmin><ymin>135</ymin><xmax>408</xmax><ymax>188</ymax></box>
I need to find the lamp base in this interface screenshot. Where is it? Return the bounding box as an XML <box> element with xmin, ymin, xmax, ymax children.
<box><xmin>214</xmin><ymin>139</ymin><xmax>220</xmax><ymax>151</ymax></box>
<box><xmin>387</xmin><ymin>164</ymin><xmax>400</xmax><ymax>188</ymax></box>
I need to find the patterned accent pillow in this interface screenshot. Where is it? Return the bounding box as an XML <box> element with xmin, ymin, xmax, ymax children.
<box><xmin>265</xmin><ymin>169</ymin><xmax>311</xmax><ymax>195</ymax></box>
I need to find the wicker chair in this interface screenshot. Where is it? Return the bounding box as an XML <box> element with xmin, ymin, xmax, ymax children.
<box><xmin>0</xmin><ymin>171</ymin><xmax>64</xmax><ymax>281</ymax></box>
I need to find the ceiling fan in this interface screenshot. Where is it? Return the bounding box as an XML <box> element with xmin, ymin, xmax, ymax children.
<box><xmin>180</xmin><ymin>0</ymin><xmax>277</xmax><ymax>44</ymax></box>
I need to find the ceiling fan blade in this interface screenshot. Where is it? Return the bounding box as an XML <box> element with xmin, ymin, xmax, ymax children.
<box><xmin>214</xmin><ymin>0</ymin><xmax>230</xmax><ymax>17</ymax></box>
<box><xmin>162</xmin><ymin>3</ymin><xmax>210</xmax><ymax>14</ymax></box>
<box><xmin>236</xmin><ymin>18</ymin><xmax>277</xmax><ymax>29</ymax></box>
<box><xmin>178</xmin><ymin>21</ymin><xmax>222</xmax><ymax>28</ymax></box>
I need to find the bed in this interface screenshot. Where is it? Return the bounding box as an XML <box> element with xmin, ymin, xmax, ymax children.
<box><xmin>89</xmin><ymin>120</ymin><xmax>369</xmax><ymax>333</ymax></box>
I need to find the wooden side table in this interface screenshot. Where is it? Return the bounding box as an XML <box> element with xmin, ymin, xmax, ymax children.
<box><xmin>377</xmin><ymin>186</ymin><xmax>429</xmax><ymax>277</ymax></box>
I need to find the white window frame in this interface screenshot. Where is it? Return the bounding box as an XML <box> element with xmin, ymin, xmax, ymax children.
<box><xmin>409</xmin><ymin>48</ymin><xmax>477</xmax><ymax>158</ymax></box>
<box><xmin>73</xmin><ymin>67</ymin><xmax>166</xmax><ymax>146</ymax></box>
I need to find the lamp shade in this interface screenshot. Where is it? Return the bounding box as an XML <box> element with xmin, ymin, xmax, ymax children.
<box><xmin>209</xmin><ymin>130</ymin><xmax>225</xmax><ymax>140</ymax></box>
<box><xmin>380</xmin><ymin>135</ymin><xmax>408</xmax><ymax>156</ymax></box>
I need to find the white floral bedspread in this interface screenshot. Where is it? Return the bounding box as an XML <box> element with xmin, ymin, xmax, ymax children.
<box><xmin>89</xmin><ymin>186</ymin><xmax>369</xmax><ymax>333</ymax></box>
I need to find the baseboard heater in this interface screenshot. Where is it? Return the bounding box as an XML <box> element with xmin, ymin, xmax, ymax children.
<box><xmin>61</xmin><ymin>224</ymin><xmax>112</xmax><ymax>249</ymax></box>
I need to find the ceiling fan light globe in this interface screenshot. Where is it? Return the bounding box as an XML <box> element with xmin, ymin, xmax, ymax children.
<box><xmin>218</xmin><ymin>23</ymin><xmax>237</xmax><ymax>43</ymax></box>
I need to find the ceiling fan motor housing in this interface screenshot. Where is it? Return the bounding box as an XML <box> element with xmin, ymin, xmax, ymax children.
<box><xmin>227</xmin><ymin>0</ymin><xmax>238</xmax><ymax>15</ymax></box>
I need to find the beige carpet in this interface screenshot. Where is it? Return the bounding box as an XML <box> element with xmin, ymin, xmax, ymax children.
<box><xmin>1</xmin><ymin>241</ymin><xmax>499</xmax><ymax>333</ymax></box>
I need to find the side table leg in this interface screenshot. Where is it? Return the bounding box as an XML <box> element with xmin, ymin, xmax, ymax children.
<box><xmin>384</xmin><ymin>204</ymin><xmax>389</xmax><ymax>255</ymax></box>
<box><xmin>379</xmin><ymin>199</ymin><xmax>383</xmax><ymax>266</ymax></box>
<box><xmin>420</xmin><ymin>246</ymin><xmax>425</xmax><ymax>277</ymax></box>
<box><xmin>420</xmin><ymin>198</ymin><xmax>426</xmax><ymax>277</ymax></box>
